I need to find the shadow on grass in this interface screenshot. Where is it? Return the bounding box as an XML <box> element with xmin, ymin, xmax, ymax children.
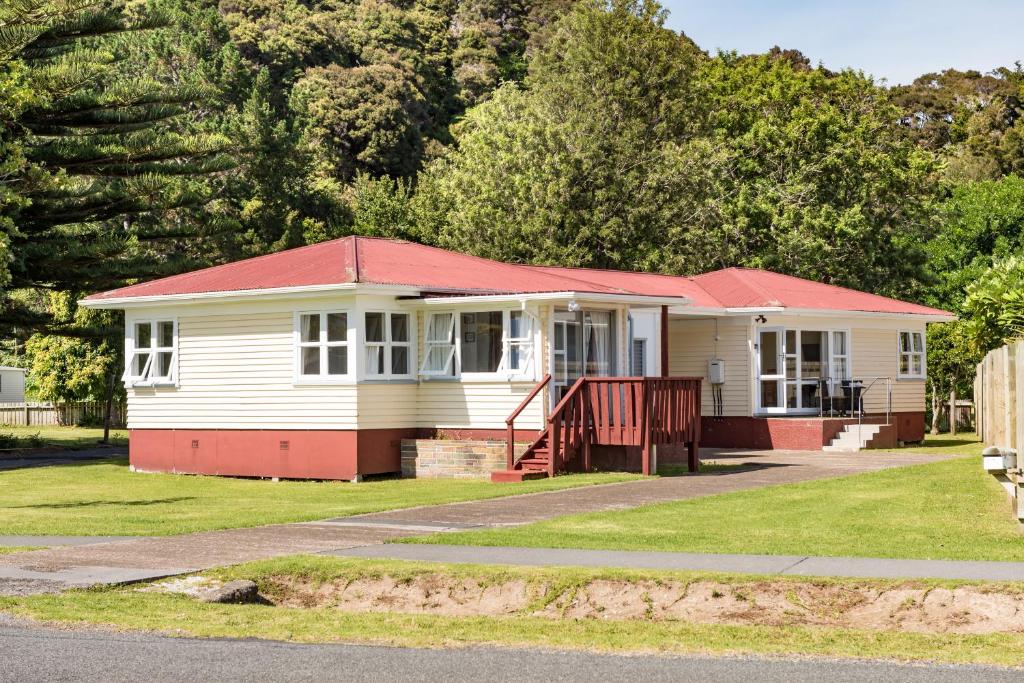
<box><xmin>657</xmin><ymin>462</ymin><xmax>792</xmax><ymax>477</ymax></box>
<box><xmin>918</xmin><ymin>437</ymin><xmax>980</xmax><ymax>449</ymax></box>
<box><xmin>10</xmin><ymin>496</ymin><xmax>197</xmax><ymax>509</ymax></box>
<box><xmin>0</xmin><ymin>455</ymin><xmax>128</xmax><ymax>473</ymax></box>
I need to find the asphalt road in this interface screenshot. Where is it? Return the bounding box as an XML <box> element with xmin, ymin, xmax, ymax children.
<box><xmin>0</xmin><ymin>618</ymin><xmax>1017</xmax><ymax>683</ymax></box>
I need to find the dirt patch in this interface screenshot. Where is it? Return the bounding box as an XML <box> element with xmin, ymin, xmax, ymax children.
<box><xmin>143</xmin><ymin>572</ymin><xmax>1024</xmax><ymax>634</ymax></box>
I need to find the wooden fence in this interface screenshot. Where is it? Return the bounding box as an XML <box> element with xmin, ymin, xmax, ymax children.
<box><xmin>975</xmin><ymin>341</ymin><xmax>1024</xmax><ymax>450</ymax></box>
<box><xmin>0</xmin><ymin>401</ymin><xmax>127</xmax><ymax>428</ymax></box>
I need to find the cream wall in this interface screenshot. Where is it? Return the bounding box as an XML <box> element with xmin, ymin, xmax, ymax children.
<box><xmin>665</xmin><ymin>313</ymin><xmax>927</xmax><ymax>418</ymax></box>
<box><xmin>764</xmin><ymin>314</ymin><xmax>927</xmax><ymax>415</ymax></box>
<box><xmin>667</xmin><ymin>316</ymin><xmax>752</xmax><ymax>416</ymax></box>
<box><xmin>125</xmin><ymin>295</ymin><xmax>548</xmax><ymax>432</ymax></box>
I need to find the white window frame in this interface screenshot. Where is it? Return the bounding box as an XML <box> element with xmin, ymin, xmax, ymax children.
<box><xmin>419</xmin><ymin>308</ymin><xmax>538</xmax><ymax>380</ymax></box>
<box><xmin>420</xmin><ymin>311</ymin><xmax>457</xmax><ymax>377</ymax></box>
<box><xmin>631</xmin><ymin>337</ymin><xmax>648</xmax><ymax>376</ymax></box>
<box><xmin>294</xmin><ymin>310</ymin><xmax>352</xmax><ymax>384</ymax></box>
<box><xmin>898</xmin><ymin>329</ymin><xmax>926</xmax><ymax>379</ymax></box>
<box><xmin>363</xmin><ymin>311</ymin><xmax>414</xmax><ymax>380</ymax></box>
<box><xmin>123</xmin><ymin>318</ymin><xmax>178</xmax><ymax>388</ymax></box>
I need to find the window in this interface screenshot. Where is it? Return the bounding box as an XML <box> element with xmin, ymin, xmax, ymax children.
<box><xmin>420</xmin><ymin>309</ymin><xmax>536</xmax><ymax>378</ymax></box>
<box><xmin>506</xmin><ymin>310</ymin><xmax>534</xmax><ymax>374</ymax></box>
<box><xmin>899</xmin><ymin>330</ymin><xmax>925</xmax><ymax>378</ymax></box>
<box><xmin>631</xmin><ymin>338</ymin><xmax>647</xmax><ymax>376</ymax></box>
<box><xmin>297</xmin><ymin>311</ymin><xmax>349</xmax><ymax>379</ymax></box>
<box><xmin>124</xmin><ymin>319</ymin><xmax>176</xmax><ymax>386</ymax></box>
<box><xmin>365</xmin><ymin>312</ymin><xmax>412</xmax><ymax>379</ymax></box>
<box><xmin>830</xmin><ymin>330</ymin><xmax>850</xmax><ymax>383</ymax></box>
<box><xmin>421</xmin><ymin>311</ymin><xmax>456</xmax><ymax>376</ymax></box>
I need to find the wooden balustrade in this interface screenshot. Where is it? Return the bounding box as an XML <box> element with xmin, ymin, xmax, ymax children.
<box><xmin>536</xmin><ymin>376</ymin><xmax>702</xmax><ymax>476</ymax></box>
<box><xmin>505</xmin><ymin>374</ymin><xmax>551</xmax><ymax>469</ymax></box>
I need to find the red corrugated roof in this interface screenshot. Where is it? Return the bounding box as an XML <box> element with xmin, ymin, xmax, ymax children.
<box><xmin>84</xmin><ymin>236</ymin><xmax>952</xmax><ymax>317</ymax></box>
<box><xmin>689</xmin><ymin>268</ymin><xmax>951</xmax><ymax>316</ymax></box>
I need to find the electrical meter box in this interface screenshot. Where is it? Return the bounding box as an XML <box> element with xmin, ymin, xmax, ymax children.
<box><xmin>708</xmin><ymin>359</ymin><xmax>726</xmax><ymax>385</ymax></box>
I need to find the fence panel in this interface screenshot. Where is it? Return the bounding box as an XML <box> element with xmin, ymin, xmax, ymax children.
<box><xmin>976</xmin><ymin>341</ymin><xmax>1024</xmax><ymax>450</ymax></box>
<box><xmin>0</xmin><ymin>401</ymin><xmax>127</xmax><ymax>428</ymax></box>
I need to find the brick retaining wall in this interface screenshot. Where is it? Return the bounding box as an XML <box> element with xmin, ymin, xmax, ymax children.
<box><xmin>401</xmin><ymin>439</ymin><xmax>528</xmax><ymax>479</ymax></box>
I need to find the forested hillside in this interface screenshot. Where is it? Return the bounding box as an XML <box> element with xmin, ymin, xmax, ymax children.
<box><xmin>1</xmin><ymin>0</ymin><xmax>1022</xmax><ymax>412</ymax></box>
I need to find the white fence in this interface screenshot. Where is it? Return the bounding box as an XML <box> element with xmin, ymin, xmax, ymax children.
<box><xmin>0</xmin><ymin>401</ymin><xmax>127</xmax><ymax>428</ymax></box>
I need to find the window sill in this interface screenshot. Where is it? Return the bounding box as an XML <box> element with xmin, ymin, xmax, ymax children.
<box><xmin>896</xmin><ymin>375</ymin><xmax>926</xmax><ymax>382</ymax></box>
<box><xmin>360</xmin><ymin>378</ymin><xmax>418</xmax><ymax>384</ymax></box>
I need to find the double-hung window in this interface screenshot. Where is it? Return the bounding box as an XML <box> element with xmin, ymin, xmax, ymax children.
<box><xmin>420</xmin><ymin>309</ymin><xmax>536</xmax><ymax>378</ymax></box>
<box><xmin>898</xmin><ymin>330</ymin><xmax>925</xmax><ymax>379</ymax></box>
<box><xmin>297</xmin><ymin>311</ymin><xmax>349</xmax><ymax>380</ymax></box>
<box><xmin>124</xmin><ymin>319</ymin><xmax>177</xmax><ymax>386</ymax></box>
<box><xmin>364</xmin><ymin>312</ymin><xmax>412</xmax><ymax>379</ymax></box>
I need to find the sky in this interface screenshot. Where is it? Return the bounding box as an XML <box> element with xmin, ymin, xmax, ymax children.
<box><xmin>662</xmin><ymin>1</ymin><xmax>1024</xmax><ymax>85</ymax></box>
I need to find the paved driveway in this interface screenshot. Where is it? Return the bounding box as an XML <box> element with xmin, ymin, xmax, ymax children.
<box><xmin>0</xmin><ymin>449</ymin><xmax>958</xmax><ymax>594</ymax></box>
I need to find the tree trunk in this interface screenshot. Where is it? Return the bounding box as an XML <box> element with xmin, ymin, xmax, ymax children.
<box><xmin>929</xmin><ymin>380</ymin><xmax>941</xmax><ymax>435</ymax></box>
<box><xmin>949</xmin><ymin>387</ymin><xmax>957</xmax><ymax>436</ymax></box>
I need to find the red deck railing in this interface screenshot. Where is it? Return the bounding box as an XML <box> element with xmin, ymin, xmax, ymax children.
<box><xmin>522</xmin><ymin>376</ymin><xmax>701</xmax><ymax>476</ymax></box>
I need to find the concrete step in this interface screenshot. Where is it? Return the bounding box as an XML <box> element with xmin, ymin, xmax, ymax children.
<box><xmin>825</xmin><ymin>424</ymin><xmax>887</xmax><ymax>453</ymax></box>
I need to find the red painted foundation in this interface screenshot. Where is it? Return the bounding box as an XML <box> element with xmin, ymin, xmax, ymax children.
<box><xmin>700</xmin><ymin>412</ymin><xmax>926</xmax><ymax>450</ymax></box>
<box><xmin>129</xmin><ymin>428</ymin><xmax>416</xmax><ymax>480</ymax></box>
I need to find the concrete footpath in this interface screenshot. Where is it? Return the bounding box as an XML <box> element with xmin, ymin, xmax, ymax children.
<box><xmin>328</xmin><ymin>543</ymin><xmax>1024</xmax><ymax>582</ymax></box>
<box><xmin>0</xmin><ymin>450</ymin><xmax>963</xmax><ymax>593</ymax></box>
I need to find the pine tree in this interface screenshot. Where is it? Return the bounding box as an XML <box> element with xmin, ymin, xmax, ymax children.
<box><xmin>0</xmin><ymin>0</ymin><xmax>233</xmax><ymax>332</ymax></box>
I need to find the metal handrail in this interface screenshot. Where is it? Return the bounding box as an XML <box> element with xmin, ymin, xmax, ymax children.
<box><xmin>818</xmin><ymin>376</ymin><xmax>892</xmax><ymax>425</ymax></box>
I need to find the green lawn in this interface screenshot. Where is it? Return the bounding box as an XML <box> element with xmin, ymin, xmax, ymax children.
<box><xmin>4</xmin><ymin>557</ymin><xmax>1023</xmax><ymax>666</ymax></box>
<box><xmin>0</xmin><ymin>457</ymin><xmax>640</xmax><ymax>536</ymax></box>
<box><xmin>0</xmin><ymin>426</ymin><xmax>128</xmax><ymax>449</ymax></box>
<box><xmin>895</xmin><ymin>432</ymin><xmax>984</xmax><ymax>457</ymax></box>
<box><xmin>415</xmin><ymin>449</ymin><xmax>1024</xmax><ymax>562</ymax></box>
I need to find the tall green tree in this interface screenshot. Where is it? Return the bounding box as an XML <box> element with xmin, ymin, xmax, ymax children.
<box><xmin>925</xmin><ymin>175</ymin><xmax>1024</xmax><ymax>312</ymax></box>
<box><xmin>1</xmin><ymin>0</ymin><xmax>233</xmax><ymax>332</ymax></box>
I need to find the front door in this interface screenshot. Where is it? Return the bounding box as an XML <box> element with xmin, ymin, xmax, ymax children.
<box><xmin>756</xmin><ymin>327</ymin><xmax>786</xmax><ymax>414</ymax></box>
<box><xmin>553</xmin><ymin>308</ymin><xmax>615</xmax><ymax>400</ymax></box>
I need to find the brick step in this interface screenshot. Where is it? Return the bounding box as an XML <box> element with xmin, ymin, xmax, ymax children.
<box><xmin>490</xmin><ymin>469</ymin><xmax>549</xmax><ymax>483</ymax></box>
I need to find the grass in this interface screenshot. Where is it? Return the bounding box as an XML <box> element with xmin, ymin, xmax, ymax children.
<box><xmin>0</xmin><ymin>426</ymin><xmax>128</xmax><ymax>450</ymax></box>
<box><xmin>895</xmin><ymin>432</ymin><xmax>985</xmax><ymax>457</ymax></box>
<box><xmin>0</xmin><ymin>546</ymin><xmax>41</xmax><ymax>555</ymax></box>
<box><xmin>3</xmin><ymin>556</ymin><xmax>1024</xmax><ymax>667</ymax></box>
<box><xmin>413</xmin><ymin>450</ymin><xmax>1024</xmax><ymax>562</ymax></box>
<box><xmin>0</xmin><ymin>457</ymin><xmax>640</xmax><ymax>536</ymax></box>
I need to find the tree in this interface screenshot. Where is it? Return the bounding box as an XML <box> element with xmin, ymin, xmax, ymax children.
<box><xmin>416</xmin><ymin>0</ymin><xmax>705</xmax><ymax>270</ymax></box>
<box><xmin>1</xmin><ymin>0</ymin><xmax>233</xmax><ymax>333</ymax></box>
<box><xmin>925</xmin><ymin>321</ymin><xmax>982</xmax><ymax>434</ymax></box>
<box><xmin>963</xmin><ymin>256</ymin><xmax>1024</xmax><ymax>351</ymax></box>
<box><xmin>416</xmin><ymin>1</ymin><xmax>938</xmax><ymax>298</ymax></box>
<box><xmin>925</xmin><ymin>175</ymin><xmax>1024</xmax><ymax>312</ymax></box>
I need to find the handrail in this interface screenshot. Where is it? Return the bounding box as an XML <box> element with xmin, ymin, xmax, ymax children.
<box><xmin>546</xmin><ymin>376</ymin><xmax>586</xmax><ymax>423</ymax></box>
<box><xmin>856</xmin><ymin>376</ymin><xmax>893</xmax><ymax>433</ymax></box>
<box><xmin>505</xmin><ymin>374</ymin><xmax>551</xmax><ymax>470</ymax></box>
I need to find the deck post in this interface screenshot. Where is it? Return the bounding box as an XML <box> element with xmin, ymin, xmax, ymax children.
<box><xmin>660</xmin><ymin>305</ymin><xmax>669</xmax><ymax>377</ymax></box>
<box><xmin>581</xmin><ymin>385</ymin><xmax>591</xmax><ymax>472</ymax></box>
<box><xmin>641</xmin><ymin>379</ymin><xmax>652</xmax><ymax>475</ymax></box>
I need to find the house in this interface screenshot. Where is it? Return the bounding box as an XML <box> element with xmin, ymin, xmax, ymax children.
<box><xmin>80</xmin><ymin>237</ymin><xmax>953</xmax><ymax>481</ymax></box>
<box><xmin>0</xmin><ymin>366</ymin><xmax>26</xmax><ymax>403</ymax></box>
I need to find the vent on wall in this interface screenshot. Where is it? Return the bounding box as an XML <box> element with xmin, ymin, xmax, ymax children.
<box><xmin>631</xmin><ymin>338</ymin><xmax>647</xmax><ymax>376</ymax></box>
<box><xmin>191</xmin><ymin>439</ymin><xmax>199</xmax><ymax>449</ymax></box>
<box><xmin>280</xmin><ymin>440</ymin><xmax>290</xmax><ymax>450</ymax></box>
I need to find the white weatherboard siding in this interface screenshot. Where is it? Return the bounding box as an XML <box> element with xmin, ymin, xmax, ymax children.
<box><xmin>668</xmin><ymin>316</ymin><xmax>752</xmax><ymax>417</ymax></box>
<box><xmin>417</xmin><ymin>381</ymin><xmax>544</xmax><ymax>431</ymax></box>
<box><xmin>760</xmin><ymin>314</ymin><xmax>926</xmax><ymax>416</ymax></box>
<box><xmin>126</xmin><ymin>300</ymin><xmax>359</xmax><ymax>430</ymax></box>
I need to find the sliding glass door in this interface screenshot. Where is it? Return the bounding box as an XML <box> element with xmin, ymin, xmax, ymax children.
<box><xmin>756</xmin><ymin>327</ymin><xmax>849</xmax><ymax>415</ymax></box>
